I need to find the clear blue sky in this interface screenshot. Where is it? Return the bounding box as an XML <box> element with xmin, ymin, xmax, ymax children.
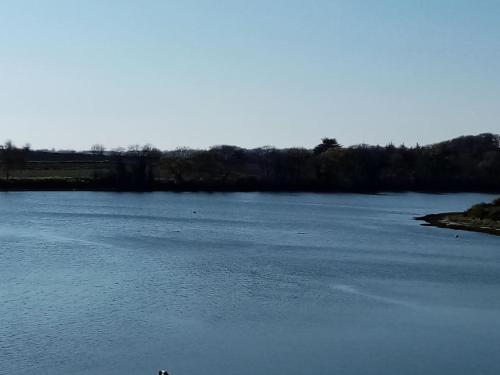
<box><xmin>0</xmin><ymin>0</ymin><xmax>498</xmax><ymax>150</ymax></box>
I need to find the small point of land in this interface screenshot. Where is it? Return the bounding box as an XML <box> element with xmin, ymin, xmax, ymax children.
<box><xmin>416</xmin><ymin>199</ymin><xmax>500</xmax><ymax>237</ymax></box>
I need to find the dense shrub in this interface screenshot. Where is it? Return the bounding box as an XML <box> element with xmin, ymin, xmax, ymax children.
<box><xmin>466</xmin><ymin>199</ymin><xmax>500</xmax><ymax>221</ymax></box>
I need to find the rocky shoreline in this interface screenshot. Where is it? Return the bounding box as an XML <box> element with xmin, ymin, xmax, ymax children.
<box><xmin>416</xmin><ymin>212</ymin><xmax>500</xmax><ymax>237</ymax></box>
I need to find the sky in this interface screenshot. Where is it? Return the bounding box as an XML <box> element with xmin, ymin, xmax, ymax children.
<box><xmin>0</xmin><ymin>0</ymin><xmax>499</xmax><ymax>150</ymax></box>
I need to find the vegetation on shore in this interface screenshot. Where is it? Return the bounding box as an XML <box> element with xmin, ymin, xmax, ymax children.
<box><xmin>417</xmin><ymin>197</ymin><xmax>500</xmax><ymax>236</ymax></box>
<box><xmin>1</xmin><ymin>133</ymin><xmax>499</xmax><ymax>192</ymax></box>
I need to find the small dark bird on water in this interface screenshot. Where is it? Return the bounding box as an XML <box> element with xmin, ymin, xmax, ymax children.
<box><xmin>193</xmin><ymin>210</ymin><xmax>197</xmax><ymax>214</ymax></box>
<box><xmin>456</xmin><ymin>234</ymin><xmax>459</xmax><ymax>238</ymax></box>
<box><xmin>159</xmin><ymin>371</ymin><xmax>169</xmax><ymax>375</ymax></box>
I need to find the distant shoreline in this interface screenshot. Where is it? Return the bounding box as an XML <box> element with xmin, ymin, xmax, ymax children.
<box><xmin>1</xmin><ymin>178</ymin><xmax>499</xmax><ymax>194</ymax></box>
<box><xmin>416</xmin><ymin>212</ymin><xmax>500</xmax><ymax>237</ymax></box>
<box><xmin>1</xmin><ymin>133</ymin><xmax>500</xmax><ymax>193</ymax></box>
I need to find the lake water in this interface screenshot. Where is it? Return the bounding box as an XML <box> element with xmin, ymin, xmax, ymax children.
<box><xmin>1</xmin><ymin>192</ymin><xmax>500</xmax><ymax>375</ymax></box>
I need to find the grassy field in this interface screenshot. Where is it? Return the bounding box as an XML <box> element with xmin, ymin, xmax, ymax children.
<box><xmin>10</xmin><ymin>163</ymin><xmax>108</xmax><ymax>179</ymax></box>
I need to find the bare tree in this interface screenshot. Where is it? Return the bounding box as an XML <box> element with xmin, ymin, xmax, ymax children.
<box><xmin>1</xmin><ymin>140</ymin><xmax>27</xmax><ymax>179</ymax></box>
<box><xmin>91</xmin><ymin>144</ymin><xmax>106</xmax><ymax>155</ymax></box>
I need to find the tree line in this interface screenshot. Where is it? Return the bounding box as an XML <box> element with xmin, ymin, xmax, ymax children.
<box><xmin>1</xmin><ymin>133</ymin><xmax>499</xmax><ymax>192</ymax></box>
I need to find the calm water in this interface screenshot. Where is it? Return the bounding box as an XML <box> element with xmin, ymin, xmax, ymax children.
<box><xmin>1</xmin><ymin>192</ymin><xmax>500</xmax><ymax>375</ymax></box>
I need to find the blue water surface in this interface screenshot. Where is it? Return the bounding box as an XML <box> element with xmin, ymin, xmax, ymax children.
<box><xmin>1</xmin><ymin>192</ymin><xmax>499</xmax><ymax>375</ymax></box>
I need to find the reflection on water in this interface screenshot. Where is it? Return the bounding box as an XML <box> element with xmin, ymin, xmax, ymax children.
<box><xmin>1</xmin><ymin>192</ymin><xmax>500</xmax><ymax>375</ymax></box>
